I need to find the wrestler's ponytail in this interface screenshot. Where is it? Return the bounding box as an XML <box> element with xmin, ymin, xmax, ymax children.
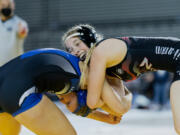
<box><xmin>79</xmin><ymin>44</ymin><xmax>96</xmax><ymax>88</ymax></box>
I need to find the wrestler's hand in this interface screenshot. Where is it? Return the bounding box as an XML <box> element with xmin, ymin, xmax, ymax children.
<box><xmin>58</xmin><ymin>90</ymin><xmax>93</xmax><ymax>117</ymax></box>
<box><xmin>18</xmin><ymin>22</ymin><xmax>28</xmax><ymax>38</ymax></box>
<box><xmin>107</xmin><ymin>114</ymin><xmax>122</xmax><ymax>124</ymax></box>
<box><xmin>73</xmin><ymin>90</ymin><xmax>93</xmax><ymax>117</ymax></box>
<box><xmin>87</xmin><ymin>110</ymin><xmax>122</xmax><ymax>124</ymax></box>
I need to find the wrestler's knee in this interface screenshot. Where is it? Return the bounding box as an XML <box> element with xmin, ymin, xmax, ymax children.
<box><xmin>170</xmin><ymin>80</ymin><xmax>180</xmax><ymax>89</ymax></box>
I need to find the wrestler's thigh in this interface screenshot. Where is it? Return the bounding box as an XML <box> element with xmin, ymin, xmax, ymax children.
<box><xmin>170</xmin><ymin>79</ymin><xmax>180</xmax><ymax>132</ymax></box>
<box><xmin>15</xmin><ymin>95</ymin><xmax>76</xmax><ymax>135</ymax></box>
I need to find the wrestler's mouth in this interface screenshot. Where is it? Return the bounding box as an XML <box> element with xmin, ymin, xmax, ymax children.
<box><xmin>79</xmin><ymin>51</ymin><xmax>86</xmax><ymax>61</ymax></box>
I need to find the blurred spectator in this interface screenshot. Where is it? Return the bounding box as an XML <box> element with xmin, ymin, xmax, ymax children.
<box><xmin>0</xmin><ymin>0</ymin><xmax>28</xmax><ymax>134</ymax></box>
<box><xmin>0</xmin><ymin>0</ymin><xmax>28</xmax><ymax>66</ymax></box>
<box><xmin>125</xmin><ymin>72</ymin><xmax>154</xmax><ymax>109</ymax></box>
<box><xmin>151</xmin><ymin>70</ymin><xmax>171</xmax><ymax>110</ymax></box>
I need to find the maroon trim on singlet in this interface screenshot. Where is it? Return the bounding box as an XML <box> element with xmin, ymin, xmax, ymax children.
<box><xmin>121</xmin><ymin>55</ymin><xmax>137</xmax><ymax>81</ymax></box>
<box><xmin>120</xmin><ymin>37</ymin><xmax>132</xmax><ymax>45</ymax></box>
<box><xmin>118</xmin><ymin>37</ymin><xmax>137</xmax><ymax>81</ymax></box>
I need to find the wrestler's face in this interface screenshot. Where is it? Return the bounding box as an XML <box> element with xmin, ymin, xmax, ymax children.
<box><xmin>65</xmin><ymin>37</ymin><xmax>89</xmax><ymax>59</ymax></box>
<box><xmin>59</xmin><ymin>92</ymin><xmax>78</xmax><ymax>112</ymax></box>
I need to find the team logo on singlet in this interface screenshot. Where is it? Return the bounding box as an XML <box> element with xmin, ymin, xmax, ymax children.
<box><xmin>155</xmin><ymin>46</ymin><xmax>174</xmax><ymax>55</ymax></box>
<box><xmin>138</xmin><ymin>57</ymin><xmax>156</xmax><ymax>72</ymax></box>
<box><xmin>139</xmin><ymin>57</ymin><xmax>152</xmax><ymax>70</ymax></box>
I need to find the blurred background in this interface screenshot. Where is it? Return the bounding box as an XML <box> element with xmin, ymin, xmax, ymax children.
<box><xmin>13</xmin><ymin>0</ymin><xmax>180</xmax><ymax>134</ymax></box>
<box><xmin>15</xmin><ymin>0</ymin><xmax>180</xmax><ymax>50</ymax></box>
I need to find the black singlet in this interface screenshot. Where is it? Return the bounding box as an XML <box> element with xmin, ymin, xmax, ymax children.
<box><xmin>106</xmin><ymin>37</ymin><xmax>180</xmax><ymax>81</ymax></box>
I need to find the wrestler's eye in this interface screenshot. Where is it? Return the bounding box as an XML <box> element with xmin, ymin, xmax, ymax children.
<box><xmin>75</xmin><ymin>42</ymin><xmax>80</xmax><ymax>47</ymax></box>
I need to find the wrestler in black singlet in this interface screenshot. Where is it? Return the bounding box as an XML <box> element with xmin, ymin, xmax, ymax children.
<box><xmin>106</xmin><ymin>37</ymin><xmax>180</xmax><ymax>82</ymax></box>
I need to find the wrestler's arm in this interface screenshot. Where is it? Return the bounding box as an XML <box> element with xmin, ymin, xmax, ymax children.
<box><xmin>87</xmin><ymin>110</ymin><xmax>121</xmax><ymax>124</ymax></box>
<box><xmin>87</xmin><ymin>38</ymin><xmax>127</xmax><ymax>109</ymax></box>
<box><xmin>16</xmin><ymin>21</ymin><xmax>29</xmax><ymax>55</ymax></box>
<box><xmin>57</xmin><ymin>94</ymin><xmax>121</xmax><ymax>124</ymax></box>
<box><xmin>84</xmin><ymin>78</ymin><xmax>129</xmax><ymax>123</ymax></box>
<box><xmin>87</xmin><ymin>80</ymin><xmax>132</xmax><ymax>123</ymax></box>
<box><xmin>57</xmin><ymin>79</ymin><xmax>127</xmax><ymax>124</ymax></box>
<box><xmin>101</xmin><ymin>79</ymin><xmax>132</xmax><ymax>115</ymax></box>
<box><xmin>17</xmin><ymin>21</ymin><xmax>28</xmax><ymax>39</ymax></box>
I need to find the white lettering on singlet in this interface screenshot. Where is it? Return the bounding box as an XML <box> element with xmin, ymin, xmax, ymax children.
<box><xmin>174</xmin><ymin>49</ymin><xmax>180</xmax><ymax>60</ymax></box>
<box><xmin>155</xmin><ymin>46</ymin><xmax>180</xmax><ymax>60</ymax></box>
<box><xmin>155</xmin><ymin>46</ymin><xmax>174</xmax><ymax>55</ymax></box>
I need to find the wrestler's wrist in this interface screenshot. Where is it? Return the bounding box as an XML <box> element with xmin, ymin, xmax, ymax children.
<box><xmin>73</xmin><ymin>89</ymin><xmax>93</xmax><ymax>117</ymax></box>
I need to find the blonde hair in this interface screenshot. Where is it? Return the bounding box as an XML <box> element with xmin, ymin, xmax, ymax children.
<box><xmin>79</xmin><ymin>44</ymin><xmax>96</xmax><ymax>88</ymax></box>
<box><xmin>62</xmin><ymin>24</ymin><xmax>103</xmax><ymax>88</ymax></box>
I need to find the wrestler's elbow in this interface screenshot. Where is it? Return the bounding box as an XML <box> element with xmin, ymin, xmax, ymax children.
<box><xmin>117</xmin><ymin>105</ymin><xmax>130</xmax><ymax>115</ymax></box>
<box><xmin>88</xmin><ymin>103</ymin><xmax>96</xmax><ymax>110</ymax></box>
<box><xmin>122</xmin><ymin>95</ymin><xmax>132</xmax><ymax>113</ymax></box>
<box><xmin>124</xmin><ymin>101</ymin><xmax>132</xmax><ymax>113</ymax></box>
<box><xmin>115</xmin><ymin>98</ymin><xmax>132</xmax><ymax>114</ymax></box>
<box><xmin>87</xmin><ymin>97</ymin><xmax>103</xmax><ymax>109</ymax></box>
<box><xmin>87</xmin><ymin>98</ymin><xmax>97</xmax><ymax>109</ymax></box>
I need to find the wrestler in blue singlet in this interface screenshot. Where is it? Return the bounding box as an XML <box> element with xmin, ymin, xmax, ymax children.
<box><xmin>0</xmin><ymin>48</ymin><xmax>81</xmax><ymax>116</ymax></box>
